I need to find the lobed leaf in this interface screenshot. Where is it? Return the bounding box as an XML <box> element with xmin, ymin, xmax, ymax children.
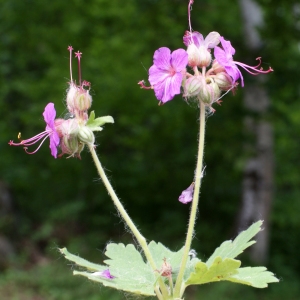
<box><xmin>185</xmin><ymin>256</ymin><xmax>241</xmax><ymax>286</ymax></box>
<box><xmin>206</xmin><ymin>221</ymin><xmax>263</xmax><ymax>267</ymax></box>
<box><xmin>59</xmin><ymin>247</ymin><xmax>105</xmax><ymax>271</ymax></box>
<box><xmin>226</xmin><ymin>266</ymin><xmax>279</xmax><ymax>288</ymax></box>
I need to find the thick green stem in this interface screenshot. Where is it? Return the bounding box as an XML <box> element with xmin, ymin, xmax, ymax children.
<box><xmin>173</xmin><ymin>102</ymin><xmax>206</xmax><ymax>298</ymax></box>
<box><xmin>88</xmin><ymin>145</ymin><xmax>169</xmax><ymax>299</ymax></box>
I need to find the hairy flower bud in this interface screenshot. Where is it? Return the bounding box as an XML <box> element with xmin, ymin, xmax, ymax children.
<box><xmin>78</xmin><ymin>126</ymin><xmax>95</xmax><ymax>145</ymax></box>
<box><xmin>183</xmin><ymin>75</ymin><xmax>203</xmax><ymax>97</ymax></box>
<box><xmin>211</xmin><ymin>59</ymin><xmax>225</xmax><ymax>74</ymax></box>
<box><xmin>186</xmin><ymin>44</ymin><xmax>212</xmax><ymax>68</ymax></box>
<box><xmin>198</xmin><ymin>78</ymin><xmax>221</xmax><ymax>105</ymax></box>
<box><xmin>214</xmin><ymin>72</ymin><xmax>234</xmax><ymax>91</ymax></box>
<box><xmin>186</xmin><ymin>44</ymin><xmax>201</xmax><ymax>68</ymax></box>
<box><xmin>74</xmin><ymin>89</ymin><xmax>92</xmax><ymax>112</ymax></box>
<box><xmin>67</xmin><ymin>84</ymin><xmax>92</xmax><ymax>114</ymax></box>
<box><xmin>61</xmin><ymin>135</ymin><xmax>83</xmax><ymax>157</ymax></box>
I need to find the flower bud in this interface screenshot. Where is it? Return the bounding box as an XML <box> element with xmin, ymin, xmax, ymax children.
<box><xmin>197</xmin><ymin>46</ymin><xmax>212</xmax><ymax>68</ymax></box>
<box><xmin>78</xmin><ymin>126</ymin><xmax>95</xmax><ymax>145</ymax></box>
<box><xmin>183</xmin><ymin>75</ymin><xmax>203</xmax><ymax>98</ymax></box>
<box><xmin>186</xmin><ymin>45</ymin><xmax>212</xmax><ymax>68</ymax></box>
<box><xmin>60</xmin><ymin>135</ymin><xmax>83</xmax><ymax>157</ymax></box>
<box><xmin>186</xmin><ymin>44</ymin><xmax>201</xmax><ymax>67</ymax></box>
<box><xmin>66</xmin><ymin>83</ymin><xmax>92</xmax><ymax>113</ymax></box>
<box><xmin>56</xmin><ymin>118</ymin><xmax>79</xmax><ymax>137</ymax></box>
<box><xmin>211</xmin><ymin>59</ymin><xmax>225</xmax><ymax>74</ymax></box>
<box><xmin>214</xmin><ymin>72</ymin><xmax>234</xmax><ymax>91</ymax></box>
<box><xmin>198</xmin><ymin>78</ymin><xmax>221</xmax><ymax>105</ymax></box>
<box><xmin>66</xmin><ymin>83</ymin><xmax>78</xmax><ymax>113</ymax></box>
<box><xmin>74</xmin><ymin>89</ymin><xmax>92</xmax><ymax>112</ymax></box>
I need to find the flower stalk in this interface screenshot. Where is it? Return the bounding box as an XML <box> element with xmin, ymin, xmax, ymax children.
<box><xmin>87</xmin><ymin>144</ymin><xmax>169</xmax><ymax>299</ymax></box>
<box><xmin>174</xmin><ymin>101</ymin><xmax>206</xmax><ymax>298</ymax></box>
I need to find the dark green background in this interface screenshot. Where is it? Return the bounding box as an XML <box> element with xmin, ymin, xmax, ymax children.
<box><xmin>0</xmin><ymin>0</ymin><xmax>299</xmax><ymax>299</ymax></box>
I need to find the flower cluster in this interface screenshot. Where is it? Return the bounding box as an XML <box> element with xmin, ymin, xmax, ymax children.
<box><xmin>140</xmin><ymin>31</ymin><xmax>273</xmax><ymax>110</ymax></box>
<box><xmin>139</xmin><ymin>1</ymin><xmax>273</xmax><ymax>204</ymax></box>
<box><xmin>9</xmin><ymin>46</ymin><xmax>114</xmax><ymax>158</ymax></box>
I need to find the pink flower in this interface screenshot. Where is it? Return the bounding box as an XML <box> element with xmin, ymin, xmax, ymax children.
<box><xmin>148</xmin><ymin>47</ymin><xmax>188</xmax><ymax>103</ymax></box>
<box><xmin>92</xmin><ymin>269</ymin><xmax>115</xmax><ymax>279</ymax></box>
<box><xmin>178</xmin><ymin>183</ymin><xmax>194</xmax><ymax>204</ymax></box>
<box><xmin>9</xmin><ymin>103</ymin><xmax>60</xmax><ymax>158</ymax></box>
<box><xmin>214</xmin><ymin>37</ymin><xmax>273</xmax><ymax>87</ymax></box>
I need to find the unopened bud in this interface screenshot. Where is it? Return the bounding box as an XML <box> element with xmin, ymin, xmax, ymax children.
<box><xmin>74</xmin><ymin>89</ymin><xmax>92</xmax><ymax>112</ymax></box>
<box><xmin>187</xmin><ymin>44</ymin><xmax>212</xmax><ymax>68</ymax></box>
<box><xmin>78</xmin><ymin>126</ymin><xmax>95</xmax><ymax>145</ymax></box>
<box><xmin>183</xmin><ymin>75</ymin><xmax>203</xmax><ymax>97</ymax></box>
<box><xmin>211</xmin><ymin>60</ymin><xmax>225</xmax><ymax>74</ymax></box>
<box><xmin>61</xmin><ymin>135</ymin><xmax>82</xmax><ymax>157</ymax></box>
<box><xmin>214</xmin><ymin>72</ymin><xmax>234</xmax><ymax>91</ymax></box>
<box><xmin>66</xmin><ymin>83</ymin><xmax>92</xmax><ymax>113</ymax></box>
<box><xmin>198</xmin><ymin>78</ymin><xmax>221</xmax><ymax>105</ymax></box>
<box><xmin>66</xmin><ymin>83</ymin><xmax>78</xmax><ymax>113</ymax></box>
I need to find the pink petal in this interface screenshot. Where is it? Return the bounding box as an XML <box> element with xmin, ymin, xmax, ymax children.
<box><xmin>43</xmin><ymin>103</ymin><xmax>56</xmax><ymax>128</ymax></box>
<box><xmin>153</xmin><ymin>47</ymin><xmax>172</xmax><ymax>70</ymax></box>
<box><xmin>149</xmin><ymin>65</ymin><xmax>170</xmax><ymax>86</ymax></box>
<box><xmin>204</xmin><ymin>31</ymin><xmax>220</xmax><ymax>49</ymax></box>
<box><xmin>49</xmin><ymin>131</ymin><xmax>60</xmax><ymax>158</ymax></box>
<box><xmin>220</xmin><ymin>37</ymin><xmax>235</xmax><ymax>56</ymax></box>
<box><xmin>214</xmin><ymin>46</ymin><xmax>228</xmax><ymax>66</ymax></box>
<box><xmin>171</xmin><ymin>49</ymin><xmax>188</xmax><ymax>72</ymax></box>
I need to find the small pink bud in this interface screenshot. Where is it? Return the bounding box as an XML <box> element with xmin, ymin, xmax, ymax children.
<box><xmin>179</xmin><ymin>183</ymin><xmax>194</xmax><ymax>204</ymax></box>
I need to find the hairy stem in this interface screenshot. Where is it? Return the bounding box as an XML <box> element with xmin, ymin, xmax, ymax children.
<box><xmin>88</xmin><ymin>145</ymin><xmax>169</xmax><ymax>299</ymax></box>
<box><xmin>173</xmin><ymin>101</ymin><xmax>206</xmax><ymax>298</ymax></box>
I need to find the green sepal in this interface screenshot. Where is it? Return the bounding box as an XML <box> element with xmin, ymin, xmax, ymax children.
<box><xmin>86</xmin><ymin>111</ymin><xmax>114</xmax><ymax>132</ymax></box>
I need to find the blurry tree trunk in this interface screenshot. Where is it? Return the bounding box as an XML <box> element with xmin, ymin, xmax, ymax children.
<box><xmin>237</xmin><ymin>0</ymin><xmax>274</xmax><ymax>264</ymax></box>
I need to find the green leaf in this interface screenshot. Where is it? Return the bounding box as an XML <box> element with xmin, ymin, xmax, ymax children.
<box><xmin>184</xmin><ymin>221</ymin><xmax>279</xmax><ymax>289</ymax></box>
<box><xmin>226</xmin><ymin>266</ymin><xmax>279</xmax><ymax>288</ymax></box>
<box><xmin>103</xmin><ymin>243</ymin><xmax>156</xmax><ymax>295</ymax></box>
<box><xmin>59</xmin><ymin>247</ymin><xmax>105</xmax><ymax>271</ymax></box>
<box><xmin>186</xmin><ymin>256</ymin><xmax>241</xmax><ymax>285</ymax></box>
<box><xmin>206</xmin><ymin>221</ymin><xmax>263</xmax><ymax>267</ymax></box>
<box><xmin>61</xmin><ymin>244</ymin><xmax>156</xmax><ymax>296</ymax></box>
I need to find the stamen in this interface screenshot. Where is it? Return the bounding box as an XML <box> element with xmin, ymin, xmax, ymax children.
<box><xmin>75</xmin><ymin>51</ymin><xmax>82</xmax><ymax>86</ymax></box>
<box><xmin>68</xmin><ymin>46</ymin><xmax>74</xmax><ymax>82</ymax></box>
<box><xmin>234</xmin><ymin>57</ymin><xmax>273</xmax><ymax>76</ymax></box>
<box><xmin>23</xmin><ymin>134</ymin><xmax>50</xmax><ymax>155</ymax></box>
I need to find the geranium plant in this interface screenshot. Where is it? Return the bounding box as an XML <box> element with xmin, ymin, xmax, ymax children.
<box><xmin>9</xmin><ymin>1</ymin><xmax>278</xmax><ymax>299</ymax></box>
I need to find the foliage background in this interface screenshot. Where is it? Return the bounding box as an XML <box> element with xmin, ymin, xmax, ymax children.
<box><xmin>0</xmin><ymin>0</ymin><xmax>299</xmax><ymax>299</ymax></box>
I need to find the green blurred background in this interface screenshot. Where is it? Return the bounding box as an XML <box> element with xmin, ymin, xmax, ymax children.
<box><xmin>0</xmin><ymin>0</ymin><xmax>299</xmax><ymax>299</ymax></box>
